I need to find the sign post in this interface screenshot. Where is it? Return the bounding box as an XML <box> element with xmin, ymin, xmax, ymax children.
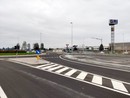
<box><xmin>36</xmin><ymin>50</ymin><xmax>41</xmax><ymax>60</ymax></box>
<box><xmin>66</xmin><ymin>44</ymin><xmax>69</xmax><ymax>52</ymax></box>
<box><xmin>109</xmin><ymin>19</ymin><xmax>118</xmax><ymax>54</ymax></box>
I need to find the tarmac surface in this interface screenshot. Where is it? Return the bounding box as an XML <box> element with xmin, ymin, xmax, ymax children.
<box><xmin>1</xmin><ymin>53</ymin><xmax>130</xmax><ymax>98</ymax></box>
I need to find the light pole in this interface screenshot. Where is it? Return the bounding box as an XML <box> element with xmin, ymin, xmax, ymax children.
<box><xmin>40</xmin><ymin>33</ymin><xmax>43</xmax><ymax>50</ymax></box>
<box><xmin>40</xmin><ymin>33</ymin><xmax>42</xmax><ymax>45</ymax></box>
<box><xmin>91</xmin><ymin>37</ymin><xmax>102</xmax><ymax>44</ymax></box>
<box><xmin>70</xmin><ymin>22</ymin><xmax>73</xmax><ymax>52</ymax></box>
<box><xmin>123</xmin><ymin>32</ymin><xmax>125</xmax><ymax>53</ymax></box>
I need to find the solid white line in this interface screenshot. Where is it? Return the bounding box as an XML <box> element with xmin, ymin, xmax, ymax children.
<box><xmin>0</xmin><ymin>86</ymin><xmax>7</xmax><ymax>98</ymax></box>
<box><xmin>55</xmin><ymin>67</ymin><xmax>69</xmax><ymax>73</ymax></box>
<box><xmin>9</xmin><ymin>60</ymin><xmax>130</xmax><ymax>96</ymax></box>
<box><xmin>64</xmin><ymin>69</ymin><xmax>77</xmax><ymax>76</ymax></box>
<box><xmin>48</xmin><ymin>65</ymin><xmax>63</xmax><ymax>71</ymax></box>
<box><xmin>92</xmin><ymin>75</ymin><xmax>102</xmax><ymax>85</ymax></box>
<box><xmin>59</xmin><ymin>56</ymin><xmax>130</xmax><ymax>85</ymax></box>
<box><xmin>111</xmin><ymin>80</ymin><xmax>128</xmax><ymax>92</ymax></box>
<box><xmin>36</xmin><ymin>65</ymin><xmax>130</xmax><ymax>96</ymax></box>
<box><xmin>76</xmin><ymin>72</ymin><xmax>87</xmax><ymax>80</ymax></box>
<box><xmin>41</xmin><ymin>64</ymin><xmax>57</xmax><ymax>70</ymax></box>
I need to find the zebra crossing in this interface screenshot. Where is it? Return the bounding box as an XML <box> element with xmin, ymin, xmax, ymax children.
<box><xmin>35</xmin><ymin>62</ymin><xmax>130</xmax><ymax>95</ymax></box>
<box><xmin>42</xmin><ymin>56</ymin><xmax>59</xmax><ymax>59</ymax></box>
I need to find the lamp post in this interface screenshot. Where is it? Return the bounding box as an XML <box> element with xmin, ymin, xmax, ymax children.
<box><xmin>91</xmin><ymin>37</ymin><xmax>102</xmax><ymax>44</ymax></box>
<box><xmin>123</xmin><ymin>32</ymin><xmax>125</xmax><ymax>53</ymax></box>
<box><xmin>70</xmin><ymin>22</ymin><xmax>73</xmax><ymax>52</ymax></box>
<box><xmin>40</xmin><ymin>33</ymin><xmax>42</xmax><ymax>46</ymax></box>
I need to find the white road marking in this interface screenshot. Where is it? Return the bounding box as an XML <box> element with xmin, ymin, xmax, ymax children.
<box><xmin>60</xmin><ymin>55</ymin><xmax>130</xmax><ymax>73</ymax></box>
<box><xmin>9</xmin><ymin>60</ymin><xmax>130</xmax><ymax>96</ymax></box>
<box><xmin>64</xmin><ymin>69</ymin><xmax>77</xmax><ymax>76</ymax></box>
<box><xmin>48</xmin><ymin>65</ymin><xmax>63</xmax><ymax>71</ymax></box>
<box><xmin>41</xmin><ymin>64</ymin><xmax>58</xmax><ymax>70</ymax></box>
<box><xmin>0</xmin><ymin>86</ymin><xmax>7</xmax><ymax>98</ymax></box>
<box><xmin>55</xmin><ymin>67</ymin><xmax>69</xmax><ymax>73</ymax></box>
<box><xmin>92</xmin><ymin>75</ymin><xmax>102</xmax><ymax>85</ymax></box>
<box><xmin>36</xmin><ymin>63</ymin><xmax>54</xmax><ymax>68</ymax></box>
<box><xmin>111</xmin><ymin>80</ymin><xmax>128</xmax><ymax>92</ymax></box>
<box><xmin>76</xmin><ymin>72</ymin><xmax>87</xmax><ymax>80</ymax></box>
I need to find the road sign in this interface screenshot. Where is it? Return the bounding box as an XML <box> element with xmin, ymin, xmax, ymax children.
<box><xmin>36</xmin><ymin>50</ymin><xmax>40</xmax><ymax>54</ymax></box>
<box><xmin>109</xmin><ymin>19</ymin><xmax>118</xmax><ymax>25</ymax></box>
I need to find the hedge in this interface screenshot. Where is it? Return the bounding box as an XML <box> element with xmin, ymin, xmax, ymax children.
<box><xmin>0</xmin><ymin>50</ymin><xmax>26</xmax><ymax>53</ymax></box>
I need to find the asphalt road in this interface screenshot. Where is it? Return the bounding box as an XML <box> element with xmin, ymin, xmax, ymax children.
<box><xmin>42</xmin><ymin>53</ymin><xmax>130</xmax><ymax>83</ymax></box>
<box><xmin>0</xmin><ymin>53</ymin><xmax>130</xmax><ymax>98</ymax></box>
<box><xmin>0</xmin><ymin>60</ymin><xmax>92</xmax><ymax>98</ymax></box>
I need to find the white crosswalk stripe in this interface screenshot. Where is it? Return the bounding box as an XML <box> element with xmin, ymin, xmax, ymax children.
<box><xmin>48</xmin><ymin>65</ymin><xmax>63</xmax><ymax>71</ymax></box>
<box><xmin>55</xmin><ymin>67</ymin><xmax>69</xmax><ymax>73</ymax></box>
<box><xmin>64</xmin><ymin>69</ymin><xmax>77</xmax><ymax>76</ymax></box>
<box><xmin>111</xmin><ymin>80</ymin><xmax>128</xmax><ymax>92</ymax></box>
<box><xmin>76</xmin><ymin>72</ymin><xmax>87</xmax><ymax>80</ymax></box>
<box><xmin>35</xmin><ymin>63</ymin><xmax>130</xmax><ymax>95</ymax></box>
<box><xmin>36</xmin><ymin>63</ymin><xmax>54</xmax><ymax>68</ymax></box>
<box><xmin>0</xmin><ymin>86</ymin><xmax>7</xmax><ymax>98</ymax></box>
<box><xmin>92</xmin><ymin>75</ymin><xmax>102</xmax><ymax>85</ymax></box>
<box><xmin>41</xmin><ymin>64</ymin><xmax>58</xmax><ymax>70</ymax></box>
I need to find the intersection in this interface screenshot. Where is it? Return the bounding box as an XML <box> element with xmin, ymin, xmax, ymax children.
<box><xmin>0</xmin><ymin>53</ymin><xmax>130</xmax><ymax>98</ymax></box>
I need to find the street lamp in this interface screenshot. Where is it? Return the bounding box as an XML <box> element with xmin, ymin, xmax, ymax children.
<box><xmin>123</xmin><ymin>32</ymin><xmax>125</xmax><ymax>53</ymax></box>
<box><xmin>70</xmin><ymin>22</ymin><xmax>73</xmax><ymax>52</ymax></box>
<box><xmin>91</xmin><ymin>37</ymin><xmax>102</xmax><ymax>44</ymax></box>
<box><xmin>40</xmin><ymin>33</ymin><xmax>42</xmax><ymax>45</ymax></box>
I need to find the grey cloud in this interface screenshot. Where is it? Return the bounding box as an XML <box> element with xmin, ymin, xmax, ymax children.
<box><xmin>0</xmin><ymin>0</ymin><xmax>130</xmax><ymax>48</ymax></box>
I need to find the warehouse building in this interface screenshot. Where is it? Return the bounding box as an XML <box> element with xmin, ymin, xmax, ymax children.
<box><xmin>110</xmin><ymin>42</ymin><xmax>130</xmax><ymax>53</ymax></box>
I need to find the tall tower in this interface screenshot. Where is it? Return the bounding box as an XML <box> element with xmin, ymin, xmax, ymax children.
<box><xmin>21</xmin><ymin>41</ymin><xmax>27</xmax><ymax>51</ymax></box>
<box><xmin>109</xmin><ymin>19</ymin><xmax>118</xmax><ymax>53</ymax></box>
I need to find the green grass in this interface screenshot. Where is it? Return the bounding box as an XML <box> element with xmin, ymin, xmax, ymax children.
<box><xmin>0</xmin><ymin>52</ymin><xmax>35</xmax><ymax>56</ymax></box>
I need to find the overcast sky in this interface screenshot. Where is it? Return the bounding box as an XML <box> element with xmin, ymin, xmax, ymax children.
<box><xmin>0</xmin><ymin>0</ymin><xmax>130</xmax><ymax>48</ymax></box>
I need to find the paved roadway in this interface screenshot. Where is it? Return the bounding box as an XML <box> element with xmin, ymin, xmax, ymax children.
<box><xmin>0</xmin><ymin>53</ymin><xmax>130</xmax><ymax>98</ymax></box>
<box><xmin>43</xmin><ymin>53</ymin><xmax>130</xmax><ymax>83</ymax></box>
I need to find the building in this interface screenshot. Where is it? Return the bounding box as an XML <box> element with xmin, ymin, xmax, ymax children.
<box><xmin>86</xmin><ymin>46</ymin><xmax>109</xmax><ymax>51</ymax></box>
<box><xmin>21</xmin><ymin>41</ymin><xmax>27</xmax><ymax>51</ymax></box>
<box><xmin>109</xmin><ymin>42</ymin><xmax>130</xmax><ymax>53</ymax></box>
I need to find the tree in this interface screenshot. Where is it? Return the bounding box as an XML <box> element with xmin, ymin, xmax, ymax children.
<box><xmin>33</xmin><ymin>43</ymin><xmax>39</xmax><ymax>50</ymax></box>
<box><xmin>27</xmin><ymin>43</ymin><xmax>31</xmax><ymax>51</ymax></box>
<box><xmin>99</xmin><ymin>44</ymin><xmax>104</xmax><ymax>51</ymax></box>
<box><xmin>40</xmin><ymin>43</ymin><xmax>44</xmax><ymax>50</ymax></box>
<box><xmin>15</xmin><ymin>43</ymin><xmax>20</xmax><ymax>50</ymax></box>
<box><xmin>73</xmin><ymin>45</ymin><xmax>78</xmax><ymax>51</ymax></box>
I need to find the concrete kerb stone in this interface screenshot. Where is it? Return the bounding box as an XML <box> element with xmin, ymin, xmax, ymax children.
<box><xmin>64</xmin><ymin>54</ymin><xmax>130</xmax><ymax>69</ymax></box>
<box><xmin>9</xmin><ymin>57</ymin><xmax>50</xmax><ymax>65</ymax></box>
